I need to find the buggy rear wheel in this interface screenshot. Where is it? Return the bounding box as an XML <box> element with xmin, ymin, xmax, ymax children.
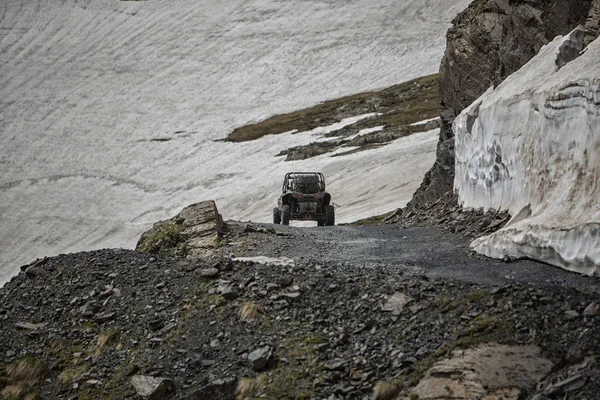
<box><xmin>325</xmin><ymin>205</ymin><xmax>335</xmax><ymax>226</ymax></box>
<box><xmin>281</xmin><ymin>205</ymin><xmax>291</xmax><ymax>226</ymax></box>
<box><xmin>273</xmin><ymin>207</ymin><xmax>281</xmax><ymax>224</ymax></box>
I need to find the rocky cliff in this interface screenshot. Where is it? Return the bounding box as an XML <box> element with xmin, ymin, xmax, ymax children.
<box><xmin>409</xmin><ymin>0</ymin><xmax>596</xmax><ymax>208</ymax></box>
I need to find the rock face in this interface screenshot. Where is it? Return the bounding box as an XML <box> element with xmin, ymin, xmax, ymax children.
<box><xmin>454</xmin><ymin>30</ymin><xmax>600</xmax><ymax>274</ymax></box>
<box><xmin>136</xmin><ymin>200</ymin><xmax>223</xmax><ymax>257</ymax></box>
<box><xmin>410</xmin><ymin>0</ymin><xmax>596</xmax><ymax>208</ymax></box>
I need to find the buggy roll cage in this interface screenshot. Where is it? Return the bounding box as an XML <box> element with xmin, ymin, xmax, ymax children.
<box><xmin>282</xmin><ymin>172</ymin><xmax>326</xmax><ymax>193</ymax></box>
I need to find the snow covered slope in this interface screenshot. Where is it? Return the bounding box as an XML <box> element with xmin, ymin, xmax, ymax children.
<box><xmin>454</xmin><ymin>28</ymin><xmax>600</xmax><ymax>275</ymax></box>
<box><xmin>0</xmin><ymin>0</ymin><xmax>469</xmax><ymax>285</ymax></box>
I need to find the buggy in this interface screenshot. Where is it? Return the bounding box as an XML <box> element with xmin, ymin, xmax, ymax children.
<box><xmin>273</xmin><ymin>172</ymin><xmax>335</xmax><ymax>226</ymax></box>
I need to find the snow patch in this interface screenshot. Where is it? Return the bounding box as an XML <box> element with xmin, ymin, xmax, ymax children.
<box><xmin>410</xmin><ymin>117</ymin><xmax>439</xmax><ymax>126</ymax></box>
<box><xmin>232</xmin><ymin>256</ymin><xmax>295</xmax><ymax>267</ymax></box>
<box><xmin>454</xmin><ymin>29</ymin><xmax>600</xmax><ymax>275</ymax></box>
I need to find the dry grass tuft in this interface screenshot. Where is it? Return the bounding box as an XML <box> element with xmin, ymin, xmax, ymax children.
<box><xmin>58</xmin><ymin>365</ymin><xmax>89</xmax><ymax>386</ymax></box>
<box><xmin>94</xmin><ymin>330</ymin><xmax>118</xmax><ymax>358</ymax></box>
<box><xmin>1</xmin><ymin>357</ymin><xmax>46</xmax><ymax>398</ymax></box>
<box><xmin>236</xmin><ymin>377</ymin><xmax>255</xmax><ymax>399</ymax></box>
<box><xmin>240</xmin><ymin>302</ymin><xmax>261</xmax><ymax>321</ymax></box>
<box><xmin>373</xmin><ymin>381</ymin><xmax>401</xmax><ymax>400</ymax></box>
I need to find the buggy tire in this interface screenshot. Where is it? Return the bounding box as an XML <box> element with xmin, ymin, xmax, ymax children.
<box><xmin>273</xmin><ymin>207</ymin><xmax>281</xmax><ymax>224</ymax></box>
<box><xmin>281</xmin><ymin>205</ymin><xmax>291</xmax><ymax>226</ymax></box>
<box><xmin>325</xmin><ymin>205</ymin><xmax>335</xmax><ymax>226</ymax></box>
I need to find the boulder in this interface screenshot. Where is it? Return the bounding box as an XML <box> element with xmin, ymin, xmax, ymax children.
<box><xmin>136</xmin><ymin>200</ymin><xmax>223</xmax><ymax>257</ymax></box>
<box><xmin>398</xmin><ymin>344</ymin><xmax>553</xmax><ymax>399</ymax></box>
<box><xmin>248</xmin><ymin>346</ymin><xmax>273</xmax><ymax>372</ymax></box>
<box><xmin>130</xmin><ymin>375</ymin><xmax>176</xmax><ymax>400</ymax></box>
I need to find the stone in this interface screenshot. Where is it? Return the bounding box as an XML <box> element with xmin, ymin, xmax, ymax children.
<box><xmin>94</xmin><ymin>311</ymin><xmax>115</xmax><ymax>323</ymax></box>
<box><xmin>565</xmin><ymin>310</ymin><xmax>579</xmax><ymax>319</ymax></box>
<box><xmin>583</xmin><ymin>302</ymin><xmax>599</xmax><ymax>317</ymax></box>
<box><xmin>15</xmin><ymin>322</ymin><xmax>47</xmax><ymax>330</ymax></box>
<box><xmin>406</xmin><ymin>344</ymin><xmax>553</xmax><ymax>400</ymax></box>
<box><xmin>130</xmin><ymin>375</ymin><xmax>176</xmax><ymax>400</ymax></box>
<box><xmin>282</xmin><ymin>292</ymin><xmax>300</xmax><ymax>300</ymax></box>
<box><xmin>199</xmin><ymin>268</ymin><xmax>219</xmax><ymax>278</ymax></box>
<box><xmin>248</xmin><ymin>346</ymin><xmax>273</xmax><ymax>372</ymax></box>
<box><xmin>382</xmin><ymin>292</ymin><xmax>412</xmax><ymax>315</ymax></box>
<box><xmin>324</xmin><ymin>359</ymin><xmax>346</xmax><ymax>371</ymax></box>
<box><xmin>219</xmin><ymin>283</ymin><xmax>238</xmax><ymax>300</ymax></box>
<box><xmin>188</xmin><ymin>377</ymin><xmax>237</xmax><ymax>399</ymax></box>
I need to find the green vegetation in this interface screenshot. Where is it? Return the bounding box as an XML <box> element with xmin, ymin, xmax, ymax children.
<box><xmin>226</xmin><ymin>73</ymin><xmax>440</xmax><ymax>142</ymax></box>
<box><xmin>137</xmin><ymin>221</ymin><xmax>186</xmax><ymax>256</ymax></box>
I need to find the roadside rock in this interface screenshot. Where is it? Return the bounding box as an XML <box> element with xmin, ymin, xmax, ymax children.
<box><xmin>130</xmin><ymin>375</ymin><xmax>176</xmax><ymax>400</ymax></box>
<box><xmin>136</xmin><ymin>200</ymin><xmax>223</xmax><ymax>257</ymax></box>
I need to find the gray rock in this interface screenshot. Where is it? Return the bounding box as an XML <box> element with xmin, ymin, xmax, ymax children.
<box><xmin>199</xmin><ymin>268</ymin><xmax>219</xmax><ymax>278</ymax></box>
<box><xmin>15</xmin><ymin>321</ymin><xmax>47</xmax><ymax>330</ymax></box>
<box><xmin>382</xmin><ymin>292</ymin><xmax>412</xmax><ymax>315</ymax></box>
<box><xmin>583</xmin><ymin>302</ymin><xmax>599</xmax><ymax>317</ymax></box>
<box><xmin>188</xmin><ymin>377</ymin><xmax>237</xmax><ymax>400</ymax></box>
<box><xmin>219</xmin><ymin>283</ymin><xmax>238</xmax><ymax>300</ymax></box>
<box><xmin>248</xmin><ymin>345</ymin><xmax>273</xmax><ymax>372</ymax></box>
<box><xmin>130</xmin><ymin>375</ymin><xmax>176</xmax><ymax>400</ymax></box>
<box><xmin>80</xmin><ymin>301</ymin><xmax>99</xmax><ymax>317</ymax></box>
<box><xmin>94</xmin><ymin>311</ymin><xmax>115</xmax><ymax>323</ymax></box>
<box><xmin>282</xmin><ymin>292</ymin><xmax>301</xmax><ymax>300</ymax></box>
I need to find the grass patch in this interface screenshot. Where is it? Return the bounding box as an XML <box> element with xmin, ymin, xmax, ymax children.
<box><xmin>137</xmin><ymin>221</ymin><xmax>186</xmax><ymax>255</ymax></box>
<box><xmin>226</xmin><ymin>74</ymin><xmax>440</xmax><ymax>142</ymax></box>
<box><xmin>243</xmin><ymin>333</ymin><xmax>326</xmax><ymax>399</ymax></box>
<box><xmin>1</xmin><ymin>357</ymin><xmax>46</xmax><ymax>398</ymax></box>
<box><xmin>373</xmin><ymin>380</ymin><xmax>402</xmax><ymax>400</ymax></box>
<box><xmin>94</xmin><ymin>330</ymin><xmax>119</xmax><ymax>358</ymax></box>
<box><xmin>240</xmin><ymin>302</ymin><xmax>261</xmax><ymax>321</ymax></box>
<box><xmin>58</xmin><ymin>365</ymin><xmax>89</xmax><ymax>386</ymax></box>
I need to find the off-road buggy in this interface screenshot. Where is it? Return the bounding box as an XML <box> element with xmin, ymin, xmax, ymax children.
<box><xmin>273</xmin><ymin>172</ymin><xmax>334</xmax><ymax>226</ymax></box>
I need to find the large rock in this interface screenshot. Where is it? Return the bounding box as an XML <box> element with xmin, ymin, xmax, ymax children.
<box><xmin>136</xmin><ymin>200</ymin><xmax>223</xmax><ymax>257</ymax></box>
<box><xmin>130</xmin><ymin>375</ymin><xmax>176</xmax><ymax>400</ymax></box>
<box><xmin>398</xmin><ymin>344</ymin><xmax>553</xmax><ymax>400</ymax></box>
<box><xmin>409</xmin><ymin>0</ymin><xmax>596</xmax><ymax>209</ymax></box>
<box><xmin>454</xmin><ymin>29</ymin><xmax>600</xmax><ymax>274</ymax></box>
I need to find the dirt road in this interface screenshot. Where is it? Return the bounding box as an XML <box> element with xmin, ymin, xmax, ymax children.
<box><xmin>249</xmin><ymin>224</ymin><xmax>600</xmax><ymax>291</ymax></box>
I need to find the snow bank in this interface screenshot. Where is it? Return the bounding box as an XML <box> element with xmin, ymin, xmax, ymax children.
<box><xmin>454</xmin><ymin>28</ymin><xmax>600</xmax><ymax>275</ymax></box>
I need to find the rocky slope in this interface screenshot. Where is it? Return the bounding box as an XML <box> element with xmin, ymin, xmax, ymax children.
<box><xmin>1</xmin><ymin>202</ymin><xmax>600</xmax><ymax>400</ymax></box>
<box><xmin>409</xmin><ymin>0</ymin><xmax>597</xmax><ymax>208</ymax></box>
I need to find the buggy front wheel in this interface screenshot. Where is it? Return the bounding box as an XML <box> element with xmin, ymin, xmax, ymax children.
<box><xmin>273</xmin><ymin>207</ymin><xmax>281</xmax><ymax>224</ymax></box>
<box><xmin>281</xmin><ymin>205</ymin><xmax>291</xmax><ymax>226</ymax></box>
<box><xmin>325</xmin><ymin>205</ymin><xmax>335</xmax><ymax>226</ymax></box>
